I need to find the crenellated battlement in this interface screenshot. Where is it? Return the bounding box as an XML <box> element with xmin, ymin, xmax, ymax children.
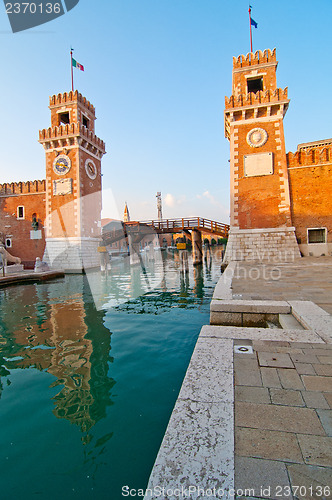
<box><xmin>287</xmin><ymin>145</ymin><xmax>332</xmax><ymax>168</ymax></box>
<box><xmin>233</xmin><ymin>48</ymin><xmax>277</xmax><ymax>69</ymax></box>
<box><xmin>39</xmin><ymin>122</ymin><xmax>105</xmax><ymax>152</ymax></box>
<box><xmin>0</xmin><ymin>179</ymin><xmax>46</xmax><ymax>196</ymax></box>
<box><xmin>225</xmin><ymin>87</ymin><xmax>288</xmax><ymax>110</ymax></box>
<box><xmin>49</xmin><ymin>91</ymin><xmax>95</xmax><ymax>115</ymax></box>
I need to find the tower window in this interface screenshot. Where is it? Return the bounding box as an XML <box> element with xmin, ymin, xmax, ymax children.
<box><xmin>5</xmin><ymin>238</ymin><xmax>12</xmax><ymax>248</ymax></box>
<box><xmin>247</xmin><ymin>77</ymin><xmax>263</xmax><ymax>94</ymax></box>
<box><xmin>17</xmin><ymin>206</ymin><xmax>25</xmax><ymax>219</ymax></box>
<box><xmin>59</xmin><ymin>112</ymin><xmax>70</xmax><ymax>125</ymax></box>
<box><xmin>82</xmin><ymin>115</ymin><xmax>89</xmax><ymax>129</ymax></box>
<box><xmin>308</xmin><ymin>228</ymin><xmax>326</xmax><ymax>244</ymax></box>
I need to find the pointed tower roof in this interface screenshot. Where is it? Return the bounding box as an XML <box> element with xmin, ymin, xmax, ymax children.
<box><xmin>123</xmin><ymin>202</ymin><xmax>130</xmax><ymax>222</ymax></box>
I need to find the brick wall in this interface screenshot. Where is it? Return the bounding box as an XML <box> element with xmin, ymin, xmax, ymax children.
<box><xmin>287</xmin><ymin>146</ymin><xmax>332</xmax><ymax>247</ymax></box>
<box><xmin>0</xmin><ymin>181</ymin><xmax>46</xmax><ymax>267</ymax></box>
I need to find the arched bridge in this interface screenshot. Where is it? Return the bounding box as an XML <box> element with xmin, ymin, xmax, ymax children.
<box><xmin>102</xmin><ymin>217</ymin><xmax>229</xmax><ymax>246</ymax></box>
<box><xmin>102</xmin><ymin>218</ymin><xmax>229</xmax><ymax>266</ymax></box>
<box><xmin>139</xmin><ymin>217</ymin><xmax>229</xmax><ymax>237</ymax></box>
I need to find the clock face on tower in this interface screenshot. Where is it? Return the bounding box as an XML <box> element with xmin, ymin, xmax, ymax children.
<box><xmin>53</xmin><ymin>154</ymin><xmax>71</xmax><ymax>175</ymax></box>
<box><xmin>85</xmin><ymin>159</ymin><xmax>97</xmax><ymax>180</ymax></box>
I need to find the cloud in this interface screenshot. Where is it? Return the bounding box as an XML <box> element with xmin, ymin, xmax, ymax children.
<box><xmin>164</xmin><ymin>193</ymin><xmax>176</xmax><ymax>207</ymax></box>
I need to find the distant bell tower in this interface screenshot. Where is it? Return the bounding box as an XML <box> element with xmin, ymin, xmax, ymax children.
<box><xmin>224</xmin><ymin>49</ymin><xmax>300</xmax><ymax>261</ymax></box>
<box><xmin>39</xmin><ymin>91</ymin><xmax>106</xmax><ymax>272</ymax></box>
<box><xmin>123</xmin><ymin>202</ymin><xmax>130</xmax><ymax>222</ymax></box>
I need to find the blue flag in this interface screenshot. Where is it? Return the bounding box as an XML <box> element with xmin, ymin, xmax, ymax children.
<box><xmin>251</xmin><ymin>17</ymin><xmax>258</xmax><ymax>28</ymax></box>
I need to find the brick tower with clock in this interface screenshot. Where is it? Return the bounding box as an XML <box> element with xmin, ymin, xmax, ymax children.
<box><xmin>223</xmin><ymin>49</ymin><xmax>301</xmax><ymax>262</ymax></box>
<box><xmin>39</xmin><ymin>91</ymin><xmax>106</xmax><ymax>272</ymax></box>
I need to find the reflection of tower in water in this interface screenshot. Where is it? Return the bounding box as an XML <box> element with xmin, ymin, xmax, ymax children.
<box><xmin>47</xmin><ymin>276</ymin><xmax>115</xmax><ymax>438</ymax></box>
<box><xmin>0</xmin><ymin>277</ymin><xmax>115</xmax><ymax>440</ymax></box>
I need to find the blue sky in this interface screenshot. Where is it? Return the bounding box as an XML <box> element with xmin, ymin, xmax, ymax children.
<box><xmin>1</xmin><ymin>0</ymin><xmax>332</xmax><ymax>222</ymax></box>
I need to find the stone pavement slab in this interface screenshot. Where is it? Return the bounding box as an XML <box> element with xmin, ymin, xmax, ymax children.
<box><xmin>235</xmin><ymin>386</ymin><xmax>270</xmax><ymax>404</ymax></box>
<box><xmin>235</xmin><ymin>402</ymin><xmax>325</xmax><ymax>435</ymax></box>
<box><xmin>316</xmin><ymin>409</ymin><xmax>332</xmax><ymax>436</ymax></box>
<box><xmin>260</xmin><ymin>367</ymin><xmax>282</xmax><ymax>388</ymax></box>
<box><xmin>235</xmin><ymin>457</ymin><xmax>292</xmax><ymax>499</ymax></box>
<box><xmin>302</xmin><ymin>391</ymin><xmax>330</xmax><ymax>409</ymax></box>
<box><xmin>297</xmin><ymin>434</ymin><xmax>332</xmax><ymax>467</ymax></box>
<box><xmin>269</xmin><ymin>388</ymin><xmax>304</xmax><ymax>406</ymax></box>
<box><xmin>277</xmin><ymin>368</ymin><xmax>305</xmax><ymax>390</ymax></box>
<box><xmin>235</xmin><ymin>426</ymin><xmax>303</xmax><ymax>463</ymax></box>
<box><xmin>302</xmin><ymin>375</ymin><xmax>332</xmax><ymax>392</ymax></box>
<box><xmin>286</xmin><ymin>464</ymin><xmax>332</xmax><ymax>499</ymax></box>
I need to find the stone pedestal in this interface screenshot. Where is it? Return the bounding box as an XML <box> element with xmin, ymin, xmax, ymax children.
<box><xmin>5</xmin><ymin>264</ymin><xmax>24</xmax><ymax>274</ymax></box>
<box><xmin>43</xmin><ymin>237</ymin><xmax>101</xmax><ymax>273</ymax></box>
<box><xmin>224</xmin><ymin>227</ymin><xmax>301</xmax><ymax>263</ymax></box>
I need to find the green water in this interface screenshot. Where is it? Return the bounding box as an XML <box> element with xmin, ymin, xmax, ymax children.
<box><xmin>0</xmin><ymin>249</ymin><xmax>222</xmax><ymax>500</ymax></box>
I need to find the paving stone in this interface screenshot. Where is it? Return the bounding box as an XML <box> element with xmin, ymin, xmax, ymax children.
<box><xmin>297</xmin><ymin>434</ymin><xmax>332</xmax><ymax>467</ymax></box>
<box><xmin>302</xmin><ymin>391</ymin><xmax>330</xmax><ymax>409</ymax></box>
<box><xmin>235</xmin><ymin>456</ymin><xmax>292</xmax><ymax>499</ymax></box>
<box><xmin>295</xmin><ymin>363</ymin><xmax>316</xmax><ymax>375</ymax></box>
<box><xmin>234</xmin><ymin>339</ymin><xmax>253</xmax><ymax>346</ymax></box>
<box><xmin>270</xmin><ymin>388</ymin><xmax>305</xmax><ymax>406</ymax></box>
<box><xmin>291</xmin><ymin>353</ymin><xmax>320</xmax><ymax>364</ymax></box>
<box><xmin>302</xmin><ymin>376</ymin><xmax>332</xmax><ymax>392</ymax></box>
<box><xmin>317</xmin><ymin>355</ymin><xmax>332</xmax><ymax>365</ymax></box>
<box><xmin>278</xmin><ymin>368</ymin><xmax>305</xmax><ymax>390</ymax></box>
<box><xmin>235</xmin><ymin>427</ymin><xmax>303</xmax><ymax>464</ymax></box>
<box><xmin>234</xmin><ymin>358</ymin><xmax>262</xmax><ymax>387</ymax></box>
<box><xmin>310</xmin><ymin>344</ymin><xmax>332</xmax><ymax>350</ymax></box>
<box><xmin>235</xmin><ymin>402</ymin><xmax>325</xmax><ymax>435</ymax></box>
<box><xmin>313</xmin><ymin>364</ymin><xmax>332</xmax><ymax>376</ymax></box>
<box><xmin>291</xmin><ymin>342</ymin><xmax>314</xmax><ymax>349</ymax></box>
<box><xmin>286</xmin><ymin>464</ymin><xmax>332</xmax><ymax>500</ymax></box>
<box><xmin>235</xmin><ymin>386</ymin><xmax>270</xmax><ymax>404</ymax></box>
<box><xmin>260</xmin><ymin>367</ymin><xmax>282</xmax><ymax>388</ymax></box>
<box><xmin>324</xmin><ymin>393</ymin><xmax>332</xmax><ymax>409</ymax></box>
<box><xmin>257</xmin><ymin>352</ymin><xmax>294</xmax><ymax>369</ymax></box>
<box><xmin>316</xmin><ymin>409</ymin><xmax>332</xmax><ymax>436</ymax></box>
<box><xmin>254</xmin><ymin>340</ymin><xmax>291</xmax><ymax>348</ymax></box>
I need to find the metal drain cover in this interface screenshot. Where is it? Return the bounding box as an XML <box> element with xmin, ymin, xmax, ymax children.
<box><xmin>234</xmin><ymin>345</ymin><xmax>254</xmax><ymax>354</ymax></box>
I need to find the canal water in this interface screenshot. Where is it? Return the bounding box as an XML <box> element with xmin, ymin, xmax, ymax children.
<box><xmin>0</xmin><ymin>249</ymin><xmax>222</xmax><ymax>500</ymax></box>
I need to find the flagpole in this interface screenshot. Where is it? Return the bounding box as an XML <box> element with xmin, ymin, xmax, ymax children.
<box><xmin>70</xmin><ymin>48</ymin><xmax>74</xmax><ymax>92</ymax></box>
<box><xmin>249</xmin><ymin>5</ymin><xmax>253</xmax><ymax>53</ymax></box>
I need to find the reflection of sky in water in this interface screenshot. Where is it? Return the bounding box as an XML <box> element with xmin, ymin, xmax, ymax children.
<box><xmin>0</xmin><ymin>249</ymin><xmax>222</xmax><ymax>499</ymax></box>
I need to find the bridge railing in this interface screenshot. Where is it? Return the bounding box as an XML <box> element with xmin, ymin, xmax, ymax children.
<box><xmin>139</xmin><ymin>217</ymin><xmax>229</xmax><ymax>235</ymax></box>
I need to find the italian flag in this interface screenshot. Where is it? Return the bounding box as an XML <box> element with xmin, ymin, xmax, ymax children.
<box><xmin>72</xmin><ymin>58</ymin><xmax>84</xmax><ymax>71</ymax></box>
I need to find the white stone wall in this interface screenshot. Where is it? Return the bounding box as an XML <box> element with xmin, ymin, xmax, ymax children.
<box><xmin>224</xmin><ymin>227</ymin><xmax>301</xmax><ymax>263</ymax></box>
<box><xmin>43</xmin><ymin>237</ymin><xmax>101</xmax><ymax>272</ymax></box>
<box><xmin>299</xmin><ymin>242</ymin><xmax>332</xmax><ymax>257</ymax></box>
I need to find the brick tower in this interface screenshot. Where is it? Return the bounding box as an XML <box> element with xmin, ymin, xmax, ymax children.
<box><xmin>224</xmin><ymin>49</ymin><xmax>300</xmax><ymax>262</ymax></box>
<box><xmin>39</xmin><ymin>91</ymin><xmax>106</xmax><ymax>271</ymax></box>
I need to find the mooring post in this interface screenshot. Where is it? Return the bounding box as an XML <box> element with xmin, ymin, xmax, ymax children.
<box><xmin>128</xmin><ymin>235</ymin><xmax>140</xmax><ymax>265</ymax></box>
<box><xmin>192</xmin><ymin>230</ymin><xmax>203</xmax><ymax>266</ymax></box>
